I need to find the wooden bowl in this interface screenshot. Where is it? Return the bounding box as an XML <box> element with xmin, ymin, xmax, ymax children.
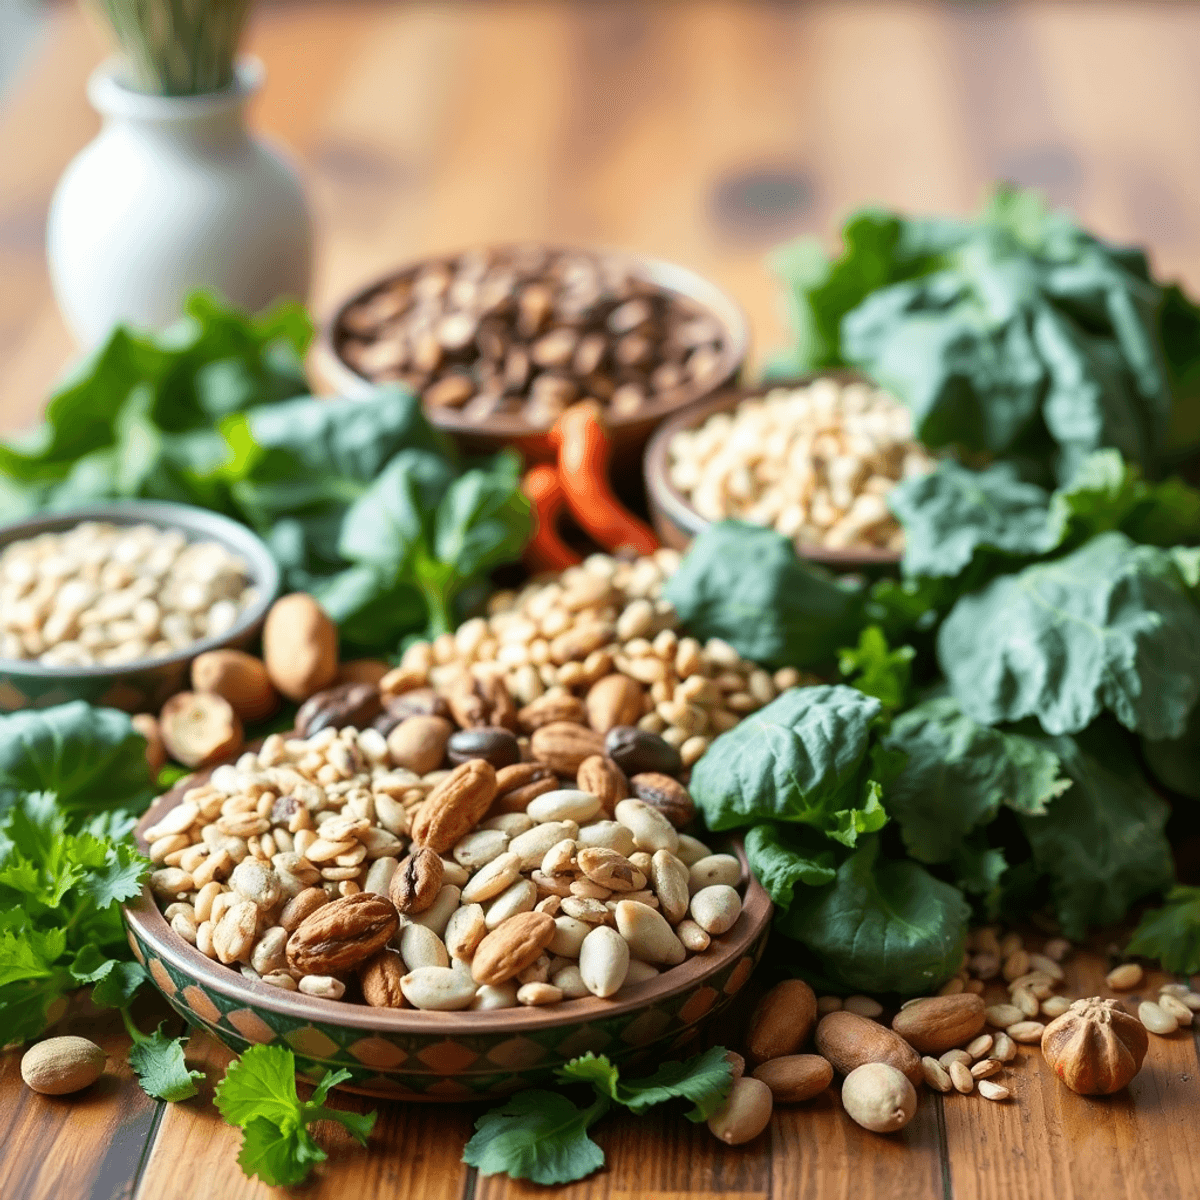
<box><xmin>123</xmin><ymin>777</ymin><xmax>772</xmax><ymax>1102</ymax></box>
<box><xmin>643</xmin><ymin>375</ymin><xmax>904</xmax><ymax>570</ymax></box>
<box><xmin>314</xmin><ymin>244</ymin><xmax>749</xmax><ymax>465</ymax></box>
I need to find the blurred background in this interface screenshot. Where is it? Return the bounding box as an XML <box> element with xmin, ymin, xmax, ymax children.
<box><xmin>3</xmin><ymin>0</ymin><xmax>1199</xmax><ymax>432</ymax></box>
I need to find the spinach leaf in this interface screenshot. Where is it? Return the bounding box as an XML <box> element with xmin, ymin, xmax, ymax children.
<box><xmin>690</xmin><ymin>685</ymin><xmax>884</xmax><ymax>841</ymax></box>
<box><xmin>889</xmin><ymin>460</ymin><xmax>1054</xmax><ymax>580</ymax></box>
<box><xmin>777</xmin><ymin>837</ymin><xmax>971</xmax><ymax>995</ymax></box>
<box><xmin>882</xmin><ymin>695</ymin><xmax>1071</xmax><ymax>864</ymax></box>
<box><xmin>0</xmin><ymin>703</ymin><xmax>155</xmax><ymax>818</ymax></box>
<box><xmin>1141</xmin><ymin>703</ymin><xmax>1200</xmax><ymax>800</ymax></box>
<box><xmin>937</xmin><ymin>532</ymin><xmax>1200</xmax><ymax>739</ymax></box>
<box><xmin>663</xmin><ymin>522</ymin><xmax>862</xmax><ymax>669</ymax></box>
<box><xmin>743</xmin><ymin>823</ymin><xmax>839</xmax><ymax>908</ymax></box>
<box><xmin>1019</xmin><ymin>722</ymin><xmax>1174</xmax><ymax>938</ymax></box>
<box><xmin>838</xmin><ymin>625</ymin><xmax>915</xmax><ymax>714</ymax></box>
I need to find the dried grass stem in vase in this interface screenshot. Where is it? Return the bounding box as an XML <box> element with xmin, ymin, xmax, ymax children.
<box><xmin>95</xmin><ymin>0</ymin><xmax>253</xmax><ymax>96</ymax></box>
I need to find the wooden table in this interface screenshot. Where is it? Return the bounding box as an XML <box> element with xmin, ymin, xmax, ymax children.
<box><xmin>1</xmin><ymin>2</ymin><xmax>1200</xmax><ymax>1197</ymax></box>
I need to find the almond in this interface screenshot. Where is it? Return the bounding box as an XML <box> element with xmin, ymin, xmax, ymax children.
<box><xmin>530</xmin><ymin>721</ymin><xmax>606</xmax><ymax>775</ymax></box>
<box><xmin>815</xmin><ymin>1010</ymin><xmax>923</xmax><ymax>1088</ymax></box>
<box><xmin>388</xmin><ymin>847</ymin><xmax>446</xmax><ymax>913</ymax></box>
<box><xmin>586</xmin><ymin>674</ymin><xmax>645</xmax><ymax>733</ymax></box>
<box><xmin>359</xmin><ymin>948</ymin><xmax>408</xmax><ymax>1007</ymax></box>
<box><xmin>191</xmin><ymin>649</ymin><xmax>279</xmax><ymax>723</ymax></box>
<box><xmin>751</xmin><ymin>1054</ymin><xmax>834</xmax><ymax>1103</ymax></box>
<box><xmin>747</xmin><ymin>979</ymin><xmax>818</xmax><ymax>1065</ymax></box>
<box><xmin>446</xmin><ymin>673</ymin><xmax>518</xmax><ymax>732</ymax></box>
<box><xmin>387</xmin><ymin>715</ymin><xmax>454</xmax><ymax>775</ymax></box>
<box><xmin>491</xmin><ymin>762</ymin><xmax>558</xmax><ymax>813</ymax></box>
<box><xmin>471</xmin><ymin>910</ymin><xmax>557</xmax><ymax>985</ymax></box>
<box><xmin>518</xmin><ymin>691</ymin><xmax>588</xmax><ymax>734</ymax></box>
<box><xmin>576</xmin><ymin>755</ymin><xmax>629</xmax><ymax>813</ymax></box>
<box><xmin>262</xmin><ymin>593</ymin><xmax>338</xmax><ymax>702</ymax></box>
<box><xmin>891</xmin><ymin>994</ymin><xmax>986</xmax><ymax>1055</ymax></box>
<box><xmin>411</xmin><ymin>759</ymin><xmax>498</xmax><ymax>852</ymax></box>
<box><xmin>286</xmin><ymin>892</ymin><xmax>399</xmax><ymax>975</ymax></box>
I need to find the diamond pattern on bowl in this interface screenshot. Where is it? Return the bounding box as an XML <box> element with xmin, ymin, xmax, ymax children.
<box><xmin>426</xmin><ymin>1078</ymin><xmax>475</xmax><ymax>1100</ymax></box>
<box><xmin>620</xmin><ymin>1006</ymin><xmax>673</xmax><ymax>1046</ymax></box>
<box><xmin>486</xmin><ymin>1035</ymin><xmax>548</xmax><ymax>1070</ymax></box>
<box><xmin>285</xmin><ymin>1026</ymin><xmax>342</xmax><ymax>1059</ymax></box>
<box><xmin>226</xmin><ymin>1008</ymin><xmax>277</xmax><ymax>1045</ymax></box>
<box><xmin>182</xmin><ymin>983</ymin><xmax>221</xmax><ymax>1024</ymax></box>
<box><xmin>348</xmin><ymin>1036</ymin><xmax>409</xmax><ymax>1070</ymax></box>
<box><xmin>553</xmin><ymin>1024</ymin><xmax>614</xmax><ymax>1059</ymax></box>
<box><xmin>416</xmin><ymin>1039</ymin><xmax>480</xmax><ymax>1074</ymax></box>
<box><xmin>722</xmin><ymin>956</ymin><xmax>755</xmax><ymax>995</ymax></box>
<box><xmin>149</xmin><ymin>957</ymin><xmax>177</xmax><ymax>998</ymax></box>
<box><xmin>677</xmin><ymin>985</ymin><xmax>718</xmax><ymax>1025</ymax></box>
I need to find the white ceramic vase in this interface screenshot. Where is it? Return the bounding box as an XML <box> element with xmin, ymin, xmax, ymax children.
<box><xmin>47</xmin><ymin>58</ymin><xmax>312</xmax><ymax>349</ymax></box>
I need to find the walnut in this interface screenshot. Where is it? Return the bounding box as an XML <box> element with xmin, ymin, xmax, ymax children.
<box><xmin>1041</xmin><ymin>997</ymin><xmax>1149</xmax><ymax>1095</ymax></box>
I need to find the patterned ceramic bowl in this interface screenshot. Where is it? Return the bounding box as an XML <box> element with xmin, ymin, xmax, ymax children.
<box><xmin>124</xmin><ymin>781</ymin><xmax>772</xmax><ymax>1101</ymax></box>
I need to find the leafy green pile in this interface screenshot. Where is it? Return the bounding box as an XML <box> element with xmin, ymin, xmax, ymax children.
<box><xmin>0</xmin><ymin>703</ymin><xmax>157</xmax><ymax>1042</ymax></box>
<box><xmin>464</xmin><ymin>1048</ymin><xmax>732</xmax><ymax>1186</ymax></box>
<box><xmin>215</xmin><ymin>1044</ymin><xmax>377</xmax><ymax>1187</ymax></box>
<box><xmin>768</xmin><ymin>185</ymin><xmax>1200</xmax><ymax>482</ymax></box>
<box><xmin>668</xmin><ymin>188</ymin><xmax>1200</xmax><ymax>988</ymax></box>
<box><xmin>0</xmin><ymin>293</ymin><xmax>531</xmax><ymax>652</ymax></box>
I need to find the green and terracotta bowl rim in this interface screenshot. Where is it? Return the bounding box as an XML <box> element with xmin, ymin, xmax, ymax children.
<box><xmin>643</xmin><ymin>370</ymin><xmax>904</xmax><ymax>568</ymax></box>
<box><xmin>124</xmin><ymin>771</ymin><xmax>773</xmax><ymax>1036</ymax></box>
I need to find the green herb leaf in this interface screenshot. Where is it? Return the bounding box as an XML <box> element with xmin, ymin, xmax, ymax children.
<box><xmin>743</xmin><ymin>823</ymin><xmax>839</xmax><ymax>908</ymax></box>
<box><xmin>690</xmin><ymin>685</ymin><xmax>883</xmax><ymax>839</ymax></box>
<box><xmin>938</xmin><ymin>532</ymin><xmax>1200</xmax><ymax>739</ymax></box>
<box><xmin>127</xmin><ymin>1023</ymin><xmax>203</xmax><ymax>1101</ymax></box>
<box><xmin>463</xmin><ymin>1090</ymin><xmax>609</xmax><ymax>1186</ymax></box>
<box><xmin>237</xmin><ymin>1117</ymin><xmax>327</xmax><ymax>1188</ymax></box>
<box><xmin>779</xmin><ymin>837</ymin><xmax>971</xmax><ymax>995</ymax></box>
<box><xmin>558</xmin><ymin>1047</ymin><xmax>733</xmax><ymax>1122</ymax></box>
<box><xmin>882</xmin><ymin>695</ymin><xmax>1072</xmax><ymax>864</ymax></box>
<box><xmin>838</xmin><ymin>625</ymin><xmax>915</xmax><ymax>714</ymax></box>
<box><xmin>664</xmin><ymin>522</ymin><xmax>862</xmax><ymax>669</ymax></box>
<box><xmin>1126</xmin><ymin>887</ymin><xmax>1200</xmax><ymax>975</ymax></box>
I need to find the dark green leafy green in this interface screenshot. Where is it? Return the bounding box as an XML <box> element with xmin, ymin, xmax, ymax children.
<box><xmin>663</xmin><ymin>522</ymin><xmax>862</xmax><ymax>669</ymax></box>
<box><xmin>777</xmin><ymin>837</ymin><xmax>971</xmax><ymax>995</ymax></box>
<box><xmin>0</xmin><ymin>702</ymin><xmax>156</xmax><ymax>818</ymax></box>
<box><xmin>214</xmin><ymin>1045</ymin><xmax>376</xmax><ymax>1188</ymax></box>
<box><xmin>1018</xmin><ymin>723</ymin><xmax>1174</xmax><ymax>938</ymax></box>
<box><xmin>883</xmin><ymin>695</ymin><xmax>1071</xmax><ymax>864</ymax></box>
<box><xmin>889</xmin><ymin>460</ymin><xmax>1054</xmax><ymax>579</ymax></box>
<box><xmin>1141</xmin><ymin>702</ymin><xmax>1200</xmax><ymax>799</ymax></box>
<box><xmin>743</xmin><ymin>823</ymin><xmax>838</xmax><ymax>908</ymax></box>
<box><xmin>938</xmin><ymin>532</ymin><xmax>1200</xmax><ymax>739</ymax></box>
<box><xmin>1126</xmin><ymin>887</ymin><xmax>1200</xmax><ymax>975</ymax></box>
<box><xmin>690</xmin><ymin>685</ymin><xmax>885</xmax><ymax>843</ymax></box>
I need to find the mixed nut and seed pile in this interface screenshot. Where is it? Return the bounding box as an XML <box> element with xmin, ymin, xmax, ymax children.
<box><xmin>666</xmin><ymin>376</ymin><xmax>934</xmax><ymax>553</ymax></box>
<box><xmin>146</xmin><ymin>551</ymin><xmax>789</xmax><ymax>1010</ymax></box>
<box><xmin>0</xmin><ymin>521</ymin><xmax>258</xmax><ymax>666</ymax></box>
<box><xmin>335</xmin><ymin>246</ymin><xmax>732</xmax><ymax>428</ymax></box>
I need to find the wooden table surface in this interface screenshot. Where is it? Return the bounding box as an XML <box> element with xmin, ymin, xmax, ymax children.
<box><xmin>2</xmin><ymin>2</ymin><xmax>1200</xmax><ymax>1197</ymax></box>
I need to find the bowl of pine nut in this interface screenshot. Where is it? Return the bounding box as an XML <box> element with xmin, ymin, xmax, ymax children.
<box><xmin>644</xmin><ymin>374</ymin><xmax>935</xmax><ymax>568</ymax></box>
<box><xmin>0</xmin><ymin>500</ymin><xmax>279</xmax><ymax>713</ymax></box>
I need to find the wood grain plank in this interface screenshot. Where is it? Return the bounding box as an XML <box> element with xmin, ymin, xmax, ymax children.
<box><xmin>0</xmin><ymin>1001</ymin><xmax>166</xmax><ymax>1200</ymax></box>
<box><xmin>944</xmin><ymin>946</ymin><xmax>1200</xmax><ymax>1200</ymax></box>
<box><xmin>133</xmin><ymin>1030</ymin><xmax>474</xmax><ymax>1200</ymax></box>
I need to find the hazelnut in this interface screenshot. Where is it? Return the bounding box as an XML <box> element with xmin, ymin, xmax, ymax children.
<box><xmin>191</xmin><ymin>649</ymin><xmax>278</xmax><ymax>723</ymax></box>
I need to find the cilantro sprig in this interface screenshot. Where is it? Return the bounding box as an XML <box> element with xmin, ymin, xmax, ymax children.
<box><xmin>122</xmin><ymin>1008</ymin><xmax>204</xmax><ymax>1102</ymax></box>
<box><xmin>215</xmin><ymin>1045</ymin><xmax>378</xmax><ymax>1187</ymax></box>
<box><xmin>463</xmin><ymin>1047</ymin><xmax>733</xmax><ymax>1186</ymax></box>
